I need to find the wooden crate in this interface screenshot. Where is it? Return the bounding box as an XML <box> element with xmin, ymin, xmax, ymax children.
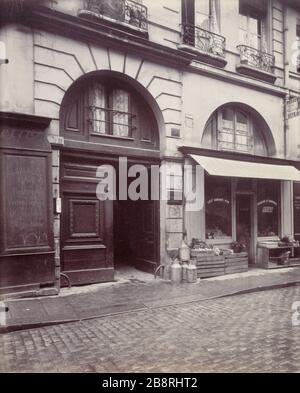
<box><xmin>289</xmin><ymin>258</ymin><xmax>300</xmax><ymax>267</ymax></box>
<box><xmin>225</xmin><ymin>252</ymin><xmax>248</xmax><ymax>274</ymax></box>
<box><xmin>191</xmin><ymin>252</ymin><xmax>225</xmax><ymax>278</ymax></box>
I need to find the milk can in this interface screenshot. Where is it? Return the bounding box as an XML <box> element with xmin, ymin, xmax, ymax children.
<box><xmin>187</xmin><ymin>261</ymin><xmax>197</xmax><ymax>283</ymax></box>
<box><xmin>181</xmin><ymin>260</ymin><xmax>188</xmax><ymax>282</ymax></box>
<box><xmin>171</xmin><ymin>259</ymin><xmax>182</xmax><ymax>283</ymax></box>
<box><xmin>163</xmin><ymin>262</ymin><xmax>172</xmax><ymax>281</ymax></box>
<box><xmin>179</xmin><ymin>239</ymin><xmax>190</xmax><ymax>262</ymax></box>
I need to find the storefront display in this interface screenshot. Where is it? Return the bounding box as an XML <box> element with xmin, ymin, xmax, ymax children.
<box><xmin>205</xmin><ymin>175</ymin><xmax>232</xmax><ymax>239</ymax></box>
<box><xmin>257</xmin><ymin>179</ymin><xmax>280</xmax><ymax>237</ymax></box>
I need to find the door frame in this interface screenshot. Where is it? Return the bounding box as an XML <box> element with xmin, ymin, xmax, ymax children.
<box><xmin>60</xmin><ymin>151</ymin><xmax>161</xmax><ymax>283</ymax></box>
<box><xmin>234</xmin><ymin>191</ymin><xmax>257</xmax><ymax>265</ymax></box>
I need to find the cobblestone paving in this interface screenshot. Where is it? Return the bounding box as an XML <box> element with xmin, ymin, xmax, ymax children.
<box><xmin>1</xmin><ymin>286</ymin><xmax>300</xmax><ymax>373</ymax></box>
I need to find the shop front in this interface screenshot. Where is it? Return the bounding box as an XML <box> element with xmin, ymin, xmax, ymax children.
<box><xmin>182</xmin><ymin>148</ymin><xmax>300</xmax><ymax>272</ymax></box>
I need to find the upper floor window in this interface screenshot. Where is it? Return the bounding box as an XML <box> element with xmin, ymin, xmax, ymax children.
<box><xmin>238</xmin><ymin>0</ymin><xmax>268</xmax><ymax>51</ymax></box>
<box><xmin>182</xmin><ymin>0</ymin><xmax>220</xmax><ymax>34</ymax></box>
<box><xmin>180</xmin><ymin>0</ymin><xmax>226</xmax><ymax>64</ymax></box>
<box><xmin>201</xmin><ymin>105</ymin><xmax>269</xmax><ymax>156</ymax></box>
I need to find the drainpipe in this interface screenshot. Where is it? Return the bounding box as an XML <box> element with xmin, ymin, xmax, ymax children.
<box><xmin>283</xmin><ymin>3</ymin><xmax>289</xmax><ymax>159</ymax></box>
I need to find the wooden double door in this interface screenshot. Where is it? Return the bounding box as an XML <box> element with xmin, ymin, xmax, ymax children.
<box><xmin>60</xmin><ymin>156</ymin><xmax>159</xmax><ymax>286</ymax></box>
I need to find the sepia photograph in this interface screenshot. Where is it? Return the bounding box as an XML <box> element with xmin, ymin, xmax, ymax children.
<box><xmin>0</xmin><ymin>0</ymin><xmax>300</xmax><ymax>377</ymax></box>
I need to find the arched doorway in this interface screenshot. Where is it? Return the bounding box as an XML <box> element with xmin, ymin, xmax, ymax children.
<box><xmin>59</xmin><ymin>72</ymin><xmax>161</xmax><ymax>285</ymax></box>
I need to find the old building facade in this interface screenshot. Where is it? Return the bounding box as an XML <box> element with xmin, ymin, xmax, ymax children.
<box><xmin>0</xmin><ymin>0</ymin><xmax>300</xmax><ymax>297</ymax></box>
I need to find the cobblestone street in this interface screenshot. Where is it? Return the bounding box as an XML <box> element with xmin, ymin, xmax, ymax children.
<box><xmin>1</xmin><ymin>286</ymin><xmax>300</xmax><ymax>373</ymax></box>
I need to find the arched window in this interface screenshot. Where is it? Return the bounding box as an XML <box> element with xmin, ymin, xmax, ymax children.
<box><xmin>60</xmin><ymin>75</ymin><xmax>159</xmax><ymax>150</ymax></box>
<box><xmin>218</xmin><ymin>108</ymin><xmax>251</xmax><ymax>153</ymax></box>
<box><xmin>201</xmin><ymin>105</ymin><xmax>269</xmax><ymax>156</ymax></box>
<box><xmin>88</xmin><ymin>83</ymin><xmax>132</xmax><ymax>137</ymax></box>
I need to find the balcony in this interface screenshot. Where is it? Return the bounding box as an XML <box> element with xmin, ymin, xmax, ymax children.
<box><xmin>178</xmin><ymin>24</ymin><xmax>227</xmax><ymax>68</ymax></box>
<box><xmin>78</xmin><ymin>0</ymin><xmax>148</xmax><ymax>35</ymax></box>
<box><xmin>236</xmin><ymin>45</ymin><xmax>276</xmax><ymax>84</ymax></box>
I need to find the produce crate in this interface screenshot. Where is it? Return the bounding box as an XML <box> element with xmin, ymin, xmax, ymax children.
<box><xmin>191</xmin><ymin>251</ymin><xmax>225</xmax><ymax>278</ymax></box>
<box><xmin>224</xmin><ymin>252</ymin><xmax>248</xmax><ymax>274</ymax></box>
<box><xmin>288</xmin><ymin>258</ymin><xmax>300</xmax><ymax>267</ymax></box>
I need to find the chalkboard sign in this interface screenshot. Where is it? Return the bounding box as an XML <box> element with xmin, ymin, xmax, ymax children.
<box><xmin>294</xmin><ymin>182</ymin><xmax>300</xmax><ymax>241</ymax></box>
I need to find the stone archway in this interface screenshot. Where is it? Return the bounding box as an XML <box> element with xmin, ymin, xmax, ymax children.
<box><xmin>58</xmin><ymin>71</ymin><xmax>164</xmax><ymax>286</ymax></box>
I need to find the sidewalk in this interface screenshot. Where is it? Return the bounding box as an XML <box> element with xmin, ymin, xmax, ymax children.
<box><xmin>1</xmin><ymin>266</ymin><xmax>300</xmax><ymax>333</ymax></box>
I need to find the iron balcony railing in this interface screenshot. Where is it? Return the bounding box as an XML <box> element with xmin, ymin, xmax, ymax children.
<box><xmin>237</xmin><ymin>45</ymin><xmax>275</xmax><ymax>74</ymax></box>
<box><xmin>88</xmin><ymin>105</ymin><xmax>136</xmax><ymax>137</ymax></box>
<box><xmin>182</xmin><ymin>24</ymin><xmax>226</xmax><ymax>58</ymax></box>
<box><xmin>83</xmin><ymin>0</ymin><xmax>148</xmax><ymax>31</ymax></box>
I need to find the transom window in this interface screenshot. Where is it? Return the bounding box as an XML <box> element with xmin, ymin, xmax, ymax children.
<box><xmin>88</xmin><ymin>83</ymin><xmax>134</xmax><ymax>137</ymax></box>
<box><xmin>201</xmin><ymin>105</ymin><xmax>269</xmax><ymax>156</ymax></box>
<box><xmin>218</xmin><ymin>108</ymin><xmax>252</xmax><ymax>153</ymax></box>
<box><xmin>60</xmin><ymin>75</ymin><xmax>159</xmax><ymax>149</ymax></box>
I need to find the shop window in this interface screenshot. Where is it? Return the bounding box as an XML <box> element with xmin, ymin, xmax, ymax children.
<box><xmin>88</xmin><ymin>83</ymin><xmax>133</xmax><ymax>137</ymax></box>
<box><xmin>257</xmin><ymin>179</ymin><xmax>280</xmax><ymax>237</ymax></box>
<box><xmin>294</xmin><ymin>182</ymin><xmax>300</xmax><ymax>242</ymax></box>
<box><xmin>205</xmin><ymin>175</ymin><xmax>232</xmax><ymax>239</ymax></box>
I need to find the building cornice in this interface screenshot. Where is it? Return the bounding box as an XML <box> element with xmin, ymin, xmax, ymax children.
<box><xmin>25</xmin><ymin>6</ymin><xmax>195</xmax><ymax>69</ymax></box>
<box><xmin>0</xmin><ymin>111</ymin><xmax>51</xmax><ymax>129</ymax></box>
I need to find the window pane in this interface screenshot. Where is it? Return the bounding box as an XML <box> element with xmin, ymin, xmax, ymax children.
<box><xmin>236</xmin><ymin>111</ymin><xmax>247</xmax><ymax>125</ymax></box>
<box><xmin>195</xmin><ymin>0</ymin><xmax>210</xmax><ymax>29</ymax></box>
<box><xmin>112</xmin><ymin>89</ymin><xmax>130</xmax><ymax>137</ymax></box>
<box><xmin>205</xmin><ymin>176</ymin><xmax>232</xmax><ymax>239</ymax></box>
<box><xmin>219</xmin><ymin>108</ymin><xmax>234</xmax><ymax>150</ymax></box>
<box><xmin>257</xmin><ymin>180</ymin><xmax>280</xmax><ymax>237</ymax></box>
<box><xmin>89</xmin><ymin>83</ymin><xmax>106</xmax><ymax>134</ymax></box>
<box><xmin>222</xmin><ymin>108</ymin><xmax>234</xmax><ymax>122</ymax></box>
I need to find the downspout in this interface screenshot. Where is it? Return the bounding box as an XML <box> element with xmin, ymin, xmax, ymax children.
<box><xmin>283</xmin><ymin>3</ymin><xmax>289</xmax><ymax>159</ymax></box>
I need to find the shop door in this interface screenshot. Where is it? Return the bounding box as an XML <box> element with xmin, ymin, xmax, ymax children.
<box><xmin>61</xmin><ymin>160</ymin><xmax>114</xmax><ymax>286</ymax></box>
<box><xmin>236</xmin><ymin>194</ymin><xmax>254</xmax><ymax>264</ymax></box>
<box><xmin>294</xmin><ymin>182</ymin><xmax>300</xmax><ymax>242</ymax></box>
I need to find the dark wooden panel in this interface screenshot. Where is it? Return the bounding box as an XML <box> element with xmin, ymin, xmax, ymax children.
<box><xmin>61</xmin><ymin>158</ymin><xmax>113</xmax><ymax>285</ymax></box>
<box><xmin>0</xmin><ymin>113</ymin><xmax>55</xmax><ymax>295</ymax></box>
<box><xmin>2</xmin><ymin>153</ymin><xmax>51</xmax><ymax>252</ymax></box>
<box><xmin>62</xmin><ymin>247</ymin><xmax>107</xmax><ymax>271</ymax></box>
<box><xmin>0</xmin><ymin>254</ymin><xmax>55</xmax><ymax>288</ymax></box>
